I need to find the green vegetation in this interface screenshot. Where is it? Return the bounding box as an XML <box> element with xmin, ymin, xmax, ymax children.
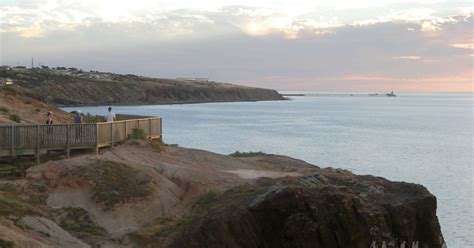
<box><xmin>150</xmin><ymin>140</ymin><xmax>165</xmax><ymax>153</ymax></box>
<box><xmin>175</xmin><ymin>217</ymin><xmax>193</xmax><ymax>226</ymax></box>
<box><xmin>0</xmin><ymin>69</ymin><xmax>17</xmax><ymax>78</ymax></box>
<box><xmin>91</xmin><ymin>162</ymin><xmax>151</xmax><ymax>211</ymax></box>
<box><xmin>130</xmin><ymin>216</ymin><xmax>193</xmax><ymax>243</ymax></box>
<box><xmin>59</xmin><ymin>208</ymin><xmax>107</xmax><ymax>238</ymax></box>
<box><xmin>9</xmin><ymin>114</ymin><xmax>21</xmax><ymax>123</ymax></box>
<box><xmin>195</xmin><ymin>190</ymin><xmax>219</xmax><ymax>205</ymax></box>
<box><xmin>0</xmin><ymin>159</ymin><xmax>35</xmax><ymax>178</ymax></box>
<box><xmin>0</xmin><ymin>197</ymin><xmax>40</xmax><ymax>219</ymax></box>
<box><xmin>130</xmin><ymin>128</ymin><xmax>147</xmax><ymax>140</ymax></box>
<box><xmin>62</xmin><ymin>161</ymin><xmax>152</xmax><ymax>211</ymax></box>
<box><xmin>0</xmin><ymin>183</ymin><xmax>45</xmax><ymax>219</ymax></box>
<box><xmin>229</xmin><ymin>151</ymin><xmax>267</xmax><ymax>157</ymax></box>
<box><xmin>0</xmin><ymin>239</ymin><xmax>15</xmax><ymax>248</ymax></box>
<box><xmin>146</xmin><ymin>140</ymin><xmax>178</xmax><ymax>153</ymax></box>
<box><xmin>0</xmin><ymin>106</ymin><xmax>9</xmax><ymax>113</ymax></box>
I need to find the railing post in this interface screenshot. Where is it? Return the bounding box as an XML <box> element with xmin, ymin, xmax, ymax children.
<box><xmin>96</xmin><ymin>123</ymin><xmax>99</xmax><ymax>154</ymax></box>
<box><xmin>36</xmin><ymin>125</ymin><xmax>40</xmax><ymax>164</ymax></box>
<box><xmin>149</xmin><ymin>118</ymin><xmax>152</xmax><ymax>139</ymax></box>
<box><xmin>160</xmin><ymin>118</ymin><xmax>162</xmax><ymax>140</ymax></box>
<box><xmin>110</xmin><ymin>122</ymin><xmax>114</xmax><ymax>147</ymax></box>
<box><xmin>11</xmin><ymin>126</ymin><xmax>15</xmax><ymax>157</ymax></box>
<box><xmin>66</xmin><ymin>124</ymin><xmax>70</xmax><ymax>159</ymax></box>
<box><xmin>124</xmin><ymin>120</ymin><xmax>128</xmax><ymax>140</ymax></box>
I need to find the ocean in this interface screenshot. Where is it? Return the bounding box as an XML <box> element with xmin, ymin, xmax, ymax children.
<box><xmin>63</xmin><ymin>92</ymin><xmax>473</xmax><ymax>247</ymax></box>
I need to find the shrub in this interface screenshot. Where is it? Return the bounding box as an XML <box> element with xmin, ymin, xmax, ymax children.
<box><xmin>0</xmin><ymin>197</ymin><xmax>39</xmax><ymax>218</ymax></box>
<box><xmin>130</xmin><ymin>216</ymin><xmax>193</xmax><ymax>242</ymax></box>
<box><xmin>229</xmin><ymin>151</ymin><xmax>266</xmax><ymax>157</ymax></box>
<box><xmin>130</xmin><ymin>128</ymin><xmax>147</xmax><ymax>140</ymax></box>
<box><xmin>0</xmin><ymin>239</ymin><xmax>15</xmax><ymax>248</ymax></box>
<box><xmin>0</xmin><ymin>106</ymin><xmax>8</xmax><ymax>113</ymax></box>
<box><xmin>150</xmin><ymin>140</ymin><xmax>165</xmax><ymax>152</ymax></box>
<box><xmin>59</xmin><ymin>208</ymin><xmax>107</xmax><ymax>237</ymax></box>
<box><xmin>9</xmin><ymin>114</ymin><xmax>21</xmax><ymax>123</ymax></box>
<box><xmin>196</xmin><ymin>190</ymin><xmax>219</xmax><ymax>205</ymax></box>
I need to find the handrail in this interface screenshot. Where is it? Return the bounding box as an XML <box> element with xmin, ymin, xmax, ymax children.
<box><xmin>0</xmin><ymin>117</ymin><xmax>162</xmax><ymax>162</ymax></box>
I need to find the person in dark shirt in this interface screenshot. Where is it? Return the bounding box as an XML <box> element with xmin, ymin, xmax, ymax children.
<box><xmin>46</xmin><ymin>111</ymin><xmax>53</xmax><ymax>124</ymax></box>
<box><xmin>74</xmin><ymin>111</ymin><xmax>82</xmax><ymax>124</ymax></box>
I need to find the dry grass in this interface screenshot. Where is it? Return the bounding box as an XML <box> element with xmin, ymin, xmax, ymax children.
<box><xmin>0</xmin><ymin>183</ymin><xmax>45</xmax><ymax>220</ymax></box>
<box><xmin>130</xmin><ymin>216</ymin><xmax>193</xmax><ymax>243</ymax></box>
<box><xmin>61</xmin><ymin>160</ymin><xmax>153</xmax><ymax>211</ymax></box>
<box><xmin>59</xmin><ymin>207</ymin><xmax>107</xmax><ymax>238</ymax></box>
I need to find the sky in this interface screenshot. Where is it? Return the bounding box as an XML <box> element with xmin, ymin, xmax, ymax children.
<box><xmin>0</xmin><ymin>0</ymin><xmax>472</xmax><ymax>92</ymax></box>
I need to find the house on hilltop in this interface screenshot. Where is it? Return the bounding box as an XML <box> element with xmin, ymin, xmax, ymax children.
<box><xmin>0</xmin><ymin>78</ymin><xmax>13</xmax><ymax>87</ymax></box>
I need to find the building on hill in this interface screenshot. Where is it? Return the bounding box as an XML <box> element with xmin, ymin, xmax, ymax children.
<box><xmin>195</xmin><ymin>78</ymin><xmax>209</xmax><ymax>82</ymax></box>
<box><xmin>176</xmin><ymin>77</ymin><xmax>195</xmax><ymax>81</ymax></box>
<box><xmin>13</xmin><ymin>66</ymin><xmax>27</xmax><ymax>70</ymax></box>
<box><xmin>0</xmin><ymin>78</ymin><xmax>13</xmax><ymax>87</ymax></box>
<box><xmin>176</xmin><ymin>77</ymin><xmax>210</xmax><ymax>81</ymax></box>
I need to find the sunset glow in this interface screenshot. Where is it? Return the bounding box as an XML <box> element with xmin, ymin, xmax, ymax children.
<box><xmin>1</xmin><ymin>0</ymin><xmax>472</xmax><ymax>92</ymax></box>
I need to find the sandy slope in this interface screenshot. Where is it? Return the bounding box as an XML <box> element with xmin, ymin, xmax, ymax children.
<box><xmin>0</xmin><ymin>141</ymin><xmax>314</xmax><ymax>247</ymax></box>
<box><xmin>0</xmin><ymin>87</ymin><xmax>73</xmax><ymax>124</ymax></box>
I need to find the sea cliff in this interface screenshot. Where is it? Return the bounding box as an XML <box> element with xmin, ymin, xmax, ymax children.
<box><xmin>0</xmin><ymin>68</ymin><xmax>284</xmax><ymax>106</ymax></box>
<box><xmin>0</xmin><ymin>141</ymin><xmax>445</xmax><ymax>248</ymax></box>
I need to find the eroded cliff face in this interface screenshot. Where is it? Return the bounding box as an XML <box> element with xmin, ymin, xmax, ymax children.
<box><xmin>0</xmin><ymin>69</ymin><xmax>284</xmax><ymax>106</ymax></box>
<box><xmin>167</xmin><ymin>171</ymin><xmax>445</xmax><ymax>248</ymax></box>
<box><xmin>0</xmin><ymin>142</ymin><xmax>444</xmax><ymax>248</ymax></box>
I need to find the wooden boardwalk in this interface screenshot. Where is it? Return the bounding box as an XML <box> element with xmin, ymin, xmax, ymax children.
<box><xmin>0</xmin><ymin>117</ymin><xmax>162</xmax><ymax>163</ymax></box>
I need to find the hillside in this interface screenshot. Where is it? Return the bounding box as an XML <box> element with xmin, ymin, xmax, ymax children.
<box><xmin>0</xmin><ymin>141</ymin><xmax>445</xmax><ymax>247</ymax></box>
<box><xmin>0</xmin><ymin>86</ymin><xmax>73</xmax><ymax>124</ymax></box>
<box><xmin>0</xmin><ymin>67</ymin><xmax>284</xmax><ymax>106</ymax></box>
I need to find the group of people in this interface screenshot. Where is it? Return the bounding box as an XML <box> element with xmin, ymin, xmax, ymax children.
<box><xmin>45</xmin><ymin>107</ymin><xmax>116</xmax><ymax>125</ymax></box>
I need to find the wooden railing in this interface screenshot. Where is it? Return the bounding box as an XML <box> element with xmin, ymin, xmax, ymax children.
<box><xmin>0</xmin><ymin>117</ymin><xmax>162</xmax><ymax>162</ymax></box>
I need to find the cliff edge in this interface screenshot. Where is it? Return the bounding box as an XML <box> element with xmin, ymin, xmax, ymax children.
<box><xmin>0</xmin><ymin>68</ymin><xmax>284</xmax><ymax>106</ymax></box>
<box><xmin>0</xmin><ymin>141</ymin><xmax>445</xmax><ymax>248</ymax></box>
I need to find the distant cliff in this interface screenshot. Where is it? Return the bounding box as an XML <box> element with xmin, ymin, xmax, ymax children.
<box><xmin>0</xmin><ymin>67</ymin><xmax>284</xmax><ymax>106</ymax></box>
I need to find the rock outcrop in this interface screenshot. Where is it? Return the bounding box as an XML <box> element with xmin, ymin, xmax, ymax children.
<box><xmin>20</xmin><ymin>216</ymin><xmax>90</xmax><ymax>248</ymax></box>
<box><xmin>0</xmin><ymin>142</ymin><xmax>444</xmax><ymax>248</ymax></box>
<box><xmin>168</xmin><ymin>172</ymin><xmax>445</xmax><ymax>248</ymax></box>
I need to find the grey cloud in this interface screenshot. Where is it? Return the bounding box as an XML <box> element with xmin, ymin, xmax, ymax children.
<box><xmin>0</xmin><ymin>9</ymin><xmax>471</xmax><ymax>91</ymax></box>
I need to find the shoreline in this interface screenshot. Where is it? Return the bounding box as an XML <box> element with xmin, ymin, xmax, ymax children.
<box><xmin>59</xmin><ymin>98</ymin><xmax>289</xmax><ymax>108</ymax></box>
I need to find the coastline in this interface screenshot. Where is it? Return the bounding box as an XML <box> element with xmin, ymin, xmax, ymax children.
<box><xmin>59</xmin><ymin>98</ymin><xmax>289</xmax><ymax>108</ymax></box>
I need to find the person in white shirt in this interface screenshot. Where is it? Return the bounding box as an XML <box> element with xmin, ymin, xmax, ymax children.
<box><xmin>106</xmin><ymin>107</ymin><xmax>116</xmax><ymax>122</ymax></box>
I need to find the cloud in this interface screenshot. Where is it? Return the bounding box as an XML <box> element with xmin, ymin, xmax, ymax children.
<box><xmin>0</xmin><ymin>1</ymin><xmax>472</xmax><ymax>92</ymax></box>
<box><xmin>451</xmin><ymin>42</ymin><xmax>474</xmax><ymax>50</ymax></box>
<box><xmin>1</xmin><ymin>1</ymin><xmax>472</xmax><ymax>38</ymax></box>
<box><xmin>392</xmin><ymin>56</ymin><xmax>421</xmax><ymax>60</ymax></box>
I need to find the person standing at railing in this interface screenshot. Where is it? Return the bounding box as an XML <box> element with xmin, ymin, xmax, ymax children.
<box><xmin>75</xmin><ymin>111</ymin><xmax>83</xmax><ymax>140</ymax></box>
<box><xmin>74</xmin><ymin>111</ymin><xmax>82</xmax><ymax>124</ymax></box>
<box><xmin>46</xmin><ymin>111</ymin><xmax>53</xmax><ymax>124</ymax></box>
<box><xmin>106</xmin><ymin>107</ymin><xmax>116</xmax><ymax>122</ymax></box>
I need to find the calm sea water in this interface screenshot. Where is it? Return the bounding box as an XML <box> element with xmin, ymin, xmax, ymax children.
<box><xmin>64</xmin><ymin>93</ymin><xmax>473</xmax><ymax>247</ymax></box>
